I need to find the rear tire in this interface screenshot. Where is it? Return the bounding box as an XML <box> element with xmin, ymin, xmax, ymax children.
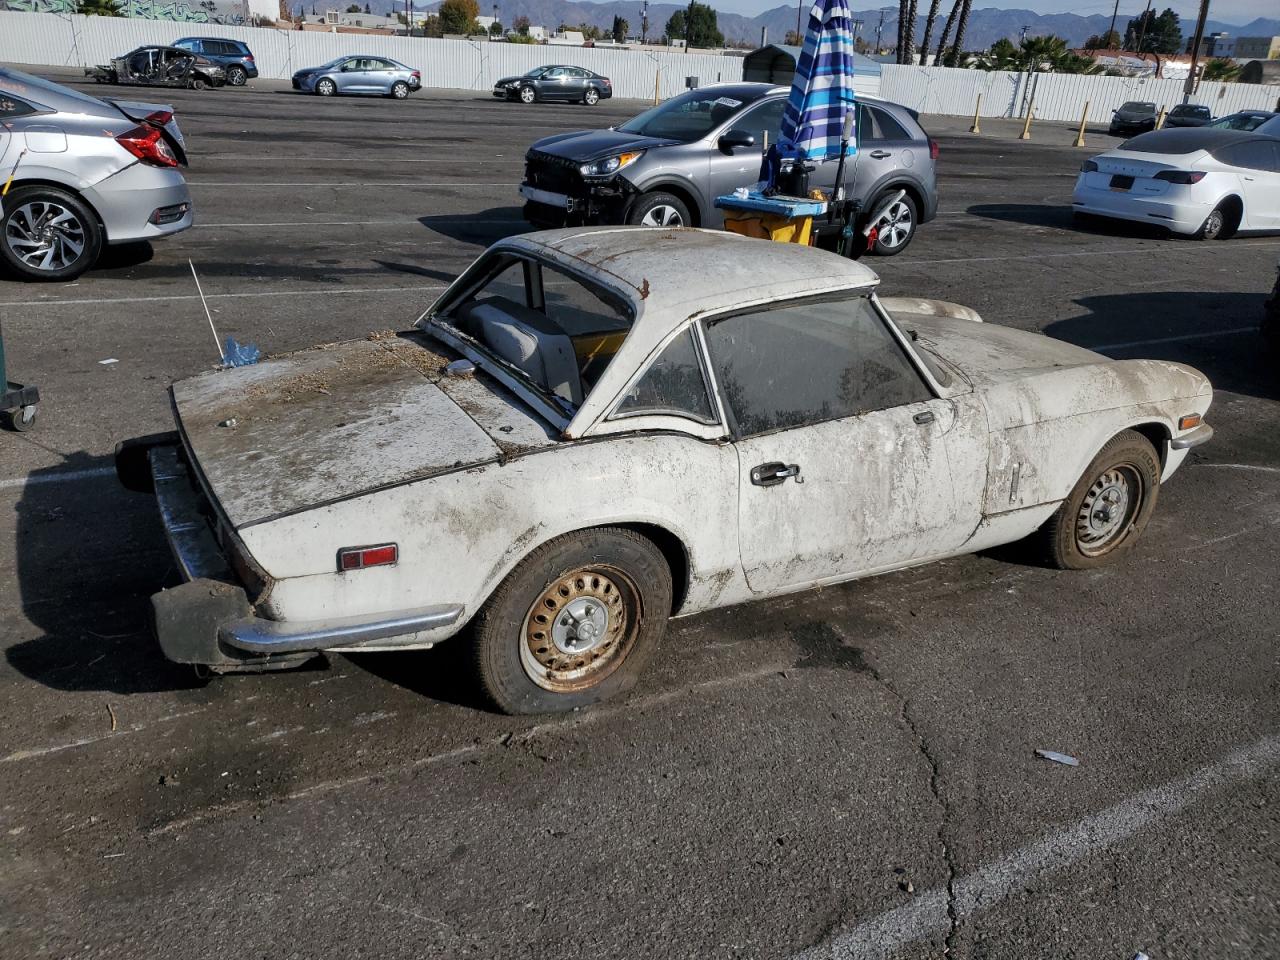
<box><xmin>584</xmin><ymin>88</ymin><xmax>600</xmax><ymax>105</ymax></box>
<box><xmin>190</xmin><ymin>76</ymin><xmax>208</xmax><ymax>91</ymax></box>
<box><xmin>390</xmin><ymin>81</ymin><xmax>409</xmax><ymax>99</ymax></box>
<box><xmin>626</xmin><ymin>191</ymin><xmax>691</xmax><ymax>228</ymax></box>
<box><xmin>0</xmin><ymin>185</ymin><xmax>103</xmax><ymax>282</ymax></box>
<box><xmin>1034</xmin><ymin>430</ymin><xmax>1160</xmax><ymax>570</ymax></box>
<box><xmin>225</xmin><ymin>66</ymin><xmax>248</xmax><ymax>86</ymax></box>
<box><xmin>1196</xmin><ymin>204</ymin><xmax>1228</xmax><ymax>240</ymax></box>
<box><xmin>472</xmin><ymin>528</ymin><xmax>672</xmax><ymax>715</ymax></box>
<box><xmin>316</xmin><ymin>77</ymin><xmax>337</xmax><ymax>97</ymax></box>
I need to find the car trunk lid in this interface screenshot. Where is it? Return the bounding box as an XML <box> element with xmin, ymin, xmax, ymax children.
<box><xmin>107</xmin><ymin>97</ymin><xmax>188</xmax><ymax>164</ymax></box>
<box><xmin>171</xmin><ymin>332</ymin><xmax>558</xmax><ymax>529</ymax></box>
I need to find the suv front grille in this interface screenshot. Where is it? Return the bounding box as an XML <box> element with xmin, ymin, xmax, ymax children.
<box><xmin>524</xmin><ymin>151</ymin><xmax>584</xmax><ymax>195</ymax></box>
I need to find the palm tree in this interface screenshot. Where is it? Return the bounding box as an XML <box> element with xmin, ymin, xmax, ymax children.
<box><xmin>902</xmin><ymin>0</ymin><xmax>917</xmax><ymax>64</ymax></box>
<box><xmin>896</xmin><ymin>0</ymin><xmax>908</xmax><ymax>64</ymax></box>
<box><xmin>1202</xmin><ymin>58</ymin><xmax>1240</xmax><ymax>82</ymax></box>
<box><xmin>918</xmin><ymin>0</ymin><xmax>943</xmax><ymax>65</ymax></box>
<box><xmin>945</xmin><ymin>0</ymin><xmax>971</xmax><ymax>66</ymax></box>
<box><xmin>976</xmin><ymin>35</ymin><xmax>1101</xmax><ymax>73</ymax></box>
<box><xmin>932</xmin><ymin>0</ymin><xmax>959</xmax><ymax>66</ymax></box>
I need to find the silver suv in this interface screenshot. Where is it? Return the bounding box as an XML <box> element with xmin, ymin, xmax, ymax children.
<box><xmin>520</xmin><ymin>82</ymin><xmax>939</xmax><ymax>256</ymax></box>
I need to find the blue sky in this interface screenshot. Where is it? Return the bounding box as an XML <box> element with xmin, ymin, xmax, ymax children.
<box><xmin>719</xmin><ymin>0</ymin><xmax>1275</xmax><ymax>25</ymax></box>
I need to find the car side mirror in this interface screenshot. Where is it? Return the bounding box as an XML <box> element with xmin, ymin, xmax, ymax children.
<box><xmin>718</xmin><ymin>129</ymin><xmax>755</xmax><ymax>152</ymax></box>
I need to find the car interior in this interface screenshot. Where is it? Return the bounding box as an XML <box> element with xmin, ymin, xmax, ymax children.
<box><xmin>444</xmin><ymin>255</ymin><xmax>633</xmax><ymax>408</ymax></box>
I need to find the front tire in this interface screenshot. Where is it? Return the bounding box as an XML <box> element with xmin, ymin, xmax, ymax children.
<box><xmin>389</xmin><ymin>81</ymin><xmax>409</xmax><ymax>99</ymax></box>
<box><xmin>316</xmin><ymin>77</ymin><xmax>337</xmax><ymax>97</ymax></box>
<box><xmin>519</xmin><ymin>85</ymin><xmax>537</xmax><ymax>104</ymax></box>
<box><xmin>1035</xmin><ymin>430</ymin><xmax>1160</xmax><ymax>570</ymax></box>
<box><xmin>0</xmin><ymin>185</ymin><xmax>103</xmax><ymax>282</ymax></box>
<box><xmin>868</xmin><ymin>192</ymin><xmax>918</xmax><ymax>256</ymax></box>
<box><xmin>225</xmin><ymin>65</ymin><xmax>248</xmax><ymax>86</ymax></box>
<box><xmin>472</xmin><ymin>528</ymin><xmax>672</xmax><ymax>715</ymax></box>
<box><xmin>627</xmin><ymin>191</ymin><xmax>691</xmax><ymax>228</ymax></box>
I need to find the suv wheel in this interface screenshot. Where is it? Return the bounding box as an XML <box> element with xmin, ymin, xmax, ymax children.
<box><xmin>225</xmin><ymin>65</ymin><xmax>248</xmax><ymax>86</ymax></box>
<box><xmin>868</xmin><ymin>192</ymin><xmax>918</xmax><ymax>256</ymax></box>
<box><xmin>627</xmin><ymin>192</ymin><xmax>691</xmax><ymax>228</ymax></box>
<box><xmin>0</xmin><ymin>186</ymin><xmax>103</xmax><ymax>281</ymax></box>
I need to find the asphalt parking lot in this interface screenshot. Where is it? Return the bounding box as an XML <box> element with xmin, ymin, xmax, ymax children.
<box><xmin>2</xmin><ymin>72</ymin><xmax>1278</xmax><ymax>960</ymax></box>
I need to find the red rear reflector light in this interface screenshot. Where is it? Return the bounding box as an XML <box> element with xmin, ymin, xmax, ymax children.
<box><xmin>928</xmin><ymin>138</ymin><xmax>939</xmax><ymax>161</ymax></box>
<box><xmin>338</xmin><ymin>543</ymin><xmax>398</xmax><ymax>571</ymax></box>
<box><xmin>246</xmin><ymin>54</ymin><xmax>255</xmax><ymax>61</ymax></box>
<box><xmin>1178</xmin><ymin>413</ymin><xmax>1201</xmax><ymax>430</ymax></box>
<box><xmin>144</xmin><ymin>109</ymin><xmax>173</xmax><ymax>127</ymax></box>
<box><xmin>116</xmin><ymin>125</ymin><xmax>178</xmax><ymax>167</ymax></box>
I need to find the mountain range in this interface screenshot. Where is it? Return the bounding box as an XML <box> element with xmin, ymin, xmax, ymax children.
<box><xmin>375</xmin><ymin>1</ymin><xmax>1280</xmax><ymax>51</ymax></box>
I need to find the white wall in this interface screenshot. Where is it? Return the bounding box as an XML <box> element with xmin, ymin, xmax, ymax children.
<box><xmin>880</xmin><ymin>62</ymin><xmax>1280</xmax><ymax>123</ymax></box>
<box><xmin>0</xmin><ymin>10</ymin><xmax>745</xmax><ymax>100</ymax></box>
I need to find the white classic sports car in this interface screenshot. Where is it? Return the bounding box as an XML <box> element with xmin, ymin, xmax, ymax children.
<box><xmin>118</xmin><ymin>228</ymin><xmax>1213</xmax><ymax>713</ymax></box>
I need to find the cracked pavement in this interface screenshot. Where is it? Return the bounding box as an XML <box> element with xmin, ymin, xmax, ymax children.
<box><xmin>2</xmin><ymin>71</ymin><xmax>1279</xmax><ymax>959</ymax></box>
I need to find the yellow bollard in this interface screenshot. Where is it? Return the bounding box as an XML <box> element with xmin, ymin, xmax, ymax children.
<box><xmin>969</xmin><ymin>93</ymin><xmax>982</xmax><ymax>134</ymax></box>
<box><xmin>1073</xmin><ymin>100</ymin><xmax>1089</xmax><ymax>148</ymax></box>
<box><xmin>654</xmin><ymin>70</ymin><xmax>660</xmax><ymax>105</ymax></box>
<box><xmin>1019</xmin><ymin>97</ymin><xmax>1035</xmax><ymax>140</ymax></box>
<box><xmin>1155</xmin><ymin>106</ymin><xmax>1167</xmax><ymax>129</ymax></box>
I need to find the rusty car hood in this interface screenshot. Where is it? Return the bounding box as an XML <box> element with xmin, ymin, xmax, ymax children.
<box><xmin>171</xmin><ymin>332</ymin><xmax>558</xmax><ymax>529</ymax></box>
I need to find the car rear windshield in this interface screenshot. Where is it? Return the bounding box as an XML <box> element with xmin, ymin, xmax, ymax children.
<box><xmin>617</xmin><ymin>89</ymin><xmax>766</xmax><ymax>143</ymax></box>
<box><xmin>1210</xmin><ymin>113</ymin><xmax>1270</xmax><ymax>131</ymax></box>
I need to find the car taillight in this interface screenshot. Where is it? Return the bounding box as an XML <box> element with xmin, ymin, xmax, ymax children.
<box><xmin>1154</xmin><ymin>170</ymin><xmax>1206</xmax><ymax>184</ymax></box>
<box><xmin>928</xmin><ymin>137</ymin><xmax>939</xmax><ymax>161</ymax></box>
<box><xmin>116</xmin><ymin>125</ymin><xmax>177</xmax><ymax>167</ymax></box>
<box><xmin>1081</xmin><ymin>159</ymin><xmax>1098</xmax><ymax>172</ymax></box>
<box><xmin>412</xmin><ymin>70</ymin><xmax>421</xmax><ymax>78</ymax></box>
<box><xmin>337</xmin><ymin>543</ymin><xmax>398</xmax><ymax>572</ymax></box>
<box><xmin>144</xmin><ymin>109</ymin><xmax>173</xmax><ymax>127</ymax></box>
<box><xmin>245</xmin><ymin>54</ymin><xmax>255</xmax><ymax>61</ymax></box>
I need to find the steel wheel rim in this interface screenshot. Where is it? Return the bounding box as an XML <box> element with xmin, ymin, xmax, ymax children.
<box><xmin>318</xmin><ymin>80</ymin><xmax>334</xmax><ymax>95</ymax></box>
<box><xmin>520</xmin><ymin>566</ymin><xmax>639</xmax><ymax>693</ymax></box>
<box><xmin>520</xmin><ymin>87</ymin><xmax>535</xmax><ymax>103</ymax></box>
<box><xmin>879</xmin><ymin>201</ymin><xmax>913</xmax><ymax>248</ymax></box>
<box><xmin>393</xmin><ymin>83</ymin><xmax>407</xmax><ymax>98</ymax></box>
<box><xmin>5</xmin><ymin>201</ymin><xmax>87</xmax><ymax>272</ymax></box>
<box><xmin>640</xmin><ymin>204</ymin><xmax>683</xmax><ymax>227</ymax></box>
<box><xmin>1076</xmin><ymin>464</ymin><xmax>1142</xmax><ymax>556</ymax></box>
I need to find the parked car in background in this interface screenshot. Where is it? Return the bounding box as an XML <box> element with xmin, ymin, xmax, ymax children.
<box><xmin>1072</xmin><ymin>128</ymin><xmax>1280</xmax><ymax>240</ymax></box>
<box><xmin>0</xmin><ymin>67</ymin><xmax>192</xmax><ymax>281</ymax></box>
<box><xmin>292</xmin><ymin>57</ymin><xmax>421</xmax><ymax>98</ymax></box>
<box><xmin>172</xmin><ymin>37</ymin><xmax>257</xmax><ymax>87</ymax></box>
<box><xmin>520</xmin><ymin>82</ymin><xmax>938</xmax><ymax>255</ymax></box>
<box><xmin>117</xmin><ymin>228</ymin><xmax>1212</xmax><ymax>714</ymax></box>
<box><xmin>87</xmin><ymin>45</ymin><xmax>226</xmax><ymax>90</ymax></box>
<box><xmin>1165</xmin><ymin>103</ymin><xmax>1212</xmax><ymax>128</ymax></box>
<box><xmin>1109</xmin><ymin>101</ymin><xmax>1158</xmax><ymax>136</ymax></box>
<box><xmin>493</xmin><ymin>66</ymin><xmax>613</xmax><ymax>105</ymax></box>
<box><xmin>1209</xmin><ymin>110</ymin><xmax>1280</xmax><ymax>134</ymax></box>
<box><xmin>1264</xmin><ymin>256</ymin><xmax>1280</xmax><ymax>358</ymax></box>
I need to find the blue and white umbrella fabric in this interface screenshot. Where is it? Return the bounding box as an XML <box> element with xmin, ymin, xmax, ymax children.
<box><xmin>778</xmin><ymin>0</ymin><xmax>859</xmax><ymax>164</ymax></box>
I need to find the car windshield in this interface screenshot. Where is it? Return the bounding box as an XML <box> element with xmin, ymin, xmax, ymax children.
<box><xmin>1210</xmin><ymin>113</ymin><xmax>1270</xmax><ymax>130</ymax></box>
<box><xmin>524</xmin><ymin>67</ymin><xmax>550</xmax><ymax>78</ymax></box>
<box><xmin>617</xmin><ymin>89</ymin><xmax>765</xmax><ymax>143</ymax></box>
<box><xmin>1120</xmin><ymin>102</ymin><xmax>1155</xmax><ymax>113</ymax></box>
<box><xmin>1172</xmin><ymin>105</ymin><xmax>1208</xmax><ymax>116</ymax></box>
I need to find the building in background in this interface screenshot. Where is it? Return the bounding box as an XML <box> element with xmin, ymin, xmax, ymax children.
<box><xmin>1234</xmin><ymin>36</ymin><xmax>1280</xmax><ymax>60</ymax></box>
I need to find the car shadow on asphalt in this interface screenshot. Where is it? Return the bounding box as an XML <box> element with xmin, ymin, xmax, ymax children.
<box><xmin>419</xmin><ymin>207</ymin><xmax>529</xmax><ymax>247</ymax></box>
<box><xmin>1045</xmin><ymin>291</ymin><xmax>1275</xmax><ymax>402</ymax></box>
<box><xmin>6</xmin><ymin>452</ymin><xmax>204</xmax><ymax>695</ymax></box>
<box><xmin>966</xmin><ymin>203</ymin><xmax>1172</xmax><ymax>240</ymax></box>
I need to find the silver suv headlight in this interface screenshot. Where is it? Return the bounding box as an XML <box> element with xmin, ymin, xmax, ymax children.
<box><xmin>579</xmin><ymin>151</ymin><xmax>643</xmax><ymax>179</ymax></box>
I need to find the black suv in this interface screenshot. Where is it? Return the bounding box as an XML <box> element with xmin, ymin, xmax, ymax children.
<box><xmin>173</xmin><ymin>37</ymin><xmax>257</xmax><ymax>86</ymax></box>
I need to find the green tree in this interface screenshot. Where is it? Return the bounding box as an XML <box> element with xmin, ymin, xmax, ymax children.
<box><xmin>438</xmin><ymin>0</ymin><xmax>479</xmax><ymax>34</ymax></box>
<box><xmin>664</xmin><ymin>2</ymin><xmax>722</xmax><ymax>48</ymax></box>
<box><xmin>76</xmin><ymin>0</ymin><xmax>122</xmax><ymax>15</ymax></box>
<box><xmin>1201</xmin><ymin>57</ymin><xmax>1240</xmax><ymax>81</ymax></box>
<box><xmin>977</xmin><ymin>34</ymin><xmax>1100</xmax><ymax>73</ymax></box>
<box><xmin>945</xmin><ymin>0</ymin><xmax>971</xmax><ymax>66</ymax></box>
<box><xmin>422</xmin><ymin>12</ymin><xmax>443</xmax><ymax>35</ymax></box>
<box><xmin>918</xmin><ymin>0</ymin><xmax>943</xmax><ymax>64</ymax></box>
<box><xmin>513</xmin><ymin>14</ymin><xmax>529</xmax><ymax>34</ymax></box>
<box><xmin>508</xmin><ymin>31</ymin><xmax>537</xmax><ymax>43</ymax></box>
<box><xmin>345</xmin><ymin>4</ymin><xmax>360</xmax><ymax>12</ymax></box>
<box><xmin>1083</xmin><ymin>29</ymin><xmax>1120</xmax><ymax>49</ymax></box>
<box><xmin>489</xmin><ymin>20</ymin><xmax>503</xmax><ymax>35</ymax></box>
<box><xmin>611</xmin><ymin>14</ymin><xmax>629</xmax><ymax>43</ymax></box>
<box><xmin>1123</xmin><ymin>7</ymin><xmax>1180</xmax><ymax>54</ymax></box>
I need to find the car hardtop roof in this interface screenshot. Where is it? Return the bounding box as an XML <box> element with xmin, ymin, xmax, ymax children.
<box><xmin>1119</xmin><ymin>127</ymin><xmax>1270</xmax><ymax>153</ymax></box>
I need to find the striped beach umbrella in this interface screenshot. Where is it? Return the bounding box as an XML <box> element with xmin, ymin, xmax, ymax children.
<box><xmin>778</xmin><ymin>0</ymin><xmax>859</xmax><ymax>164</ymax></box>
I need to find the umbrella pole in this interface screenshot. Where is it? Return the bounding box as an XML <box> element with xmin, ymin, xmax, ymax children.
<box><xmin>828</xmin><ymin>110</ymin><xmax>856</xmax><ymax>223</ymax></box>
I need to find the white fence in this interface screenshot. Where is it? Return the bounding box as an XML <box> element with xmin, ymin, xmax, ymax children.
<box><xmin>880</xmin><ymin>63</ymin><xmax>1280</xmax><ymax>123</ymax></box>
<box><xmin>0</xmin><ymin>10</ymin><xmax>743</xmax><ymax>100</ymax></box>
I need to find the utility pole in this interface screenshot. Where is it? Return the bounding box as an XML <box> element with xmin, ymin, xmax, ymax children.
<box><xmin>641</xmin><ymin>0</ymin><xmax>648</xmax><ymax>44</ymax></box>
<box><xmin>852</xmin><ymin>18</ymin><xmax>863</xmax><ymax>50</ymax></box>
<box><xmin>1183</xmin><ymin>0</ymin><xmax>1210</xmax><ymax>103</ymax></box>
<box><xmin>795</xmin><ymin>0</ymin><xmax>803</xmax><ymax>42</ymax></box>
<box><xmin>1019</xmin><ymin>24</ymin><xmax>1029</xmax><ymax>44</ymax></box>
<box><xmin>875</xmin><ymin>10</ymin><xmax>886</xmax><ymax>53</ymax></box>
<box><xmin>687</xmin><ymin>0</ymin><xmax>694</xmax><ymax>52</ymax></box>
<box><xmin>1133</xmin><ymin>0</ymin><xmax>1152</xmax><ymax>51</ymax></box>
<box><xmin>1106</xmin><ymin>0</ymin><xmax>1120</xmax><ymax>51</ymax></box>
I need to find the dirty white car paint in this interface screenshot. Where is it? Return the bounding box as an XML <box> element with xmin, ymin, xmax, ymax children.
<box><xmin>121</xmin><ymin>227</ymin><xmax>1213</xmax><ymax>712</ymax></box>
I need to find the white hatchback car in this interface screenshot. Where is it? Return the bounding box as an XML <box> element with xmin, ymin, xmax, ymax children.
<box><xmin>118</xmin><ymin>229</ymin><xmax>1213</xmax><ymax>714</ymax></box>
<box><xmin>1072</xmin><ymin>128</ymin><xmax>1280</xmax><ymax>239</ymax></box>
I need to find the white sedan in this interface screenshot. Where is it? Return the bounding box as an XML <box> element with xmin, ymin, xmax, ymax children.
<box><xmin>1072</xmin><ymin>127</ymin><xmax>1280</xmax><ymax>239</ymax></box>
<box><xmin>118</xmin><ymin>228</ymin><xmax>1213</xmax><ymax>714</ymax></box>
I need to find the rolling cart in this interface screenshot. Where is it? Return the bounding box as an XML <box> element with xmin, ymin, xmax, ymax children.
<box><xmin>1</xmin><ymin>318</ymin><xmax>39</xmax><ymax>432</ymax></box>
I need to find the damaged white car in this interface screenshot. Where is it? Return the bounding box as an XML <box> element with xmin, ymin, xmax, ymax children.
<box><xmin>118</xmin><ymin>228</ymin><xmax>1213</xmax><ymax>714</ymax></box>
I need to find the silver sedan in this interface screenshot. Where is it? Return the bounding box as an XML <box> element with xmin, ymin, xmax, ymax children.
<box><xmin>291</xmin><ymin>56</ymin><xmax>422</xmax><ymax>99</ymax></box>
<box><xmin>0</xmin><ymin>67</ymin><xmax>193</xmax><ymax>281</ymax></box>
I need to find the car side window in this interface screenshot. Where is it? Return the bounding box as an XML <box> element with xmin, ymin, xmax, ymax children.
<box><xmin>731</xmin><ymin>97</ymin><xmax>786</xmax><ymax>142</ymax></box>
<box><xmin>547</xmin><ymin>67</ymin><xmax>568</xmax><ymax>78</ymax></box>
<box><xmin>1217</xmin><ymin>141</ymin><xmax>1278</xmax><ymax>171</ymax></box>
<box><xmin>869</xmin><ymin>105</ymin><xmax>911</xmax><ymax>141</ymax></box>
<box><xmin>375</xmin><ymin>59</ymin><xmax>396</xmax><ymax>70</ymax></box>
<box><xmin>0</xmin><ymin>94</ymin><xmax>38</xmax><ymax>118</ymax></box>
<box><xmin>177</xmin><ymin>39</ymin><xmax>199</xmax><ymax>52</ymax></box>
<box><xmin>614</xmin><ymin>329</ymin><xmax>716</xmax><ymax>424</ymax></box>
<box><xmin>704</xmin><ymin>295</ymin><xmax>932</xmax><ymax>437</ymax></box>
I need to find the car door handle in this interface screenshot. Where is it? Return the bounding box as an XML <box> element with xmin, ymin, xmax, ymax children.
<box><xmin>869</xmin><ymin>150</ymin><xmax>892</xmax><ymax>159</ymax></box>
<box><xmin>913</xmin><ymin>410</ymin><xmax>935</xmax><ymax>425</ymax></box>
<box><xmin>750</xmin><ymin>462</ymin><xmax>802</xmax><ymax>487</ymax></box>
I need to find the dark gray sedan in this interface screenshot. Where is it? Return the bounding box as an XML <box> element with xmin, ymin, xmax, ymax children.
<box><xmin>519</xmin><ymin>83</ymin><xmax>938</xmax><ymax>256</ymax></box>
<box><xmin>493</xmin><ymin>66</ymin><xmax>613</xmax><ymax>105</ymax></box>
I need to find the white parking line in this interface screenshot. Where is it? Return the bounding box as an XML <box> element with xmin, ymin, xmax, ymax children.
<box><xmin>793</xmin><ymin>731</ymin><xmax>1280</xmax><ymax>960</ymax></box>
<box><xmin>903</xmin><ymin>240</ymin><xmax>1280</xmax><ymax>266</ymax></box>
<box><xmin>1</xmin><ymin>284</ymin><xmax>445</xmax><ymax>309</ymax></box>
<box><xmin>197</xmin><ymin>155</ymin><xmax>523</xmax><ymax>163</ymax></box>
<box><xmin>0</xmin><ymin>466</ymin><xmax>116</xmax><ymax>493</ymax></box>
<box><xmin>1088</xmin><ymin>326</ymin><xmax>1258</xmax><ymax>351</ymax></box>
<box><xmin>193</xmin><ymin>219</ymin><xmax>520</xmax><ymax>228</ymax></box>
